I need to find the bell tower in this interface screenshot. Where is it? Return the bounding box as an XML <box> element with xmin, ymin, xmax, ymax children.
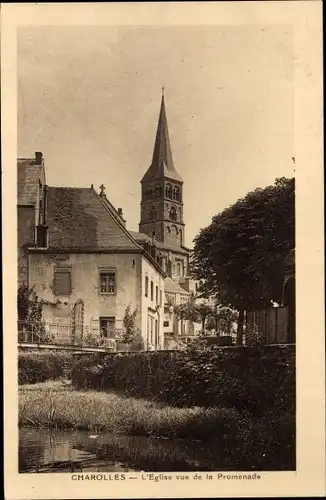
<box><xmin>139</xmin><ymin>90</ymin><xmax>185</xmax><ymax>248</ymax></box>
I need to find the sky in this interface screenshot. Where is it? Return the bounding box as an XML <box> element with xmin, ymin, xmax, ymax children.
<box><xmin>18</xmin><ymin>25</ymin><xmax>294</xmax><ymax>247</ymax></box>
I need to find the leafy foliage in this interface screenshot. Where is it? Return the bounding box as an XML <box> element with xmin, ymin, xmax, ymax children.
<box><xmin>17</xmin><ymin>284</ymin><xmax>49</xmax><ymax>341</ymax></box>
<box><xmin>191</xmin><ymin>177</ymin><xmax>295</xmax><ymax>310</ymax></box>
<box><xmin>196</xmin><ymin>302</ymin><xmax>215</xmax><ymax>331</ymax></box>
<box><xmin>174</xmin><ymin>292</ymin><xmax>199</xmax><ymax>334</ymax></box>
<box><xmin>217</xmin><ymin>306</ymin><xmax>239</xmax><ymax>335</ymax></box>
<box><xmin>122</xmin><ymin>304</ymin><xmax>137</xmax><ymax>344</ymax></box>
<box><xmin>72</xmin><ymin>345</ymin><xmax>295</xmax><ymax>418</ymax></box>
<box><xmin>18</xmin><ymin>284</ymin><xmax>43</xmax><ymax>323</ymax></box>
<box><xmin>18</xmin><ymin>351</ymin><xmax>73</xmax><ymax>384</ymax></box>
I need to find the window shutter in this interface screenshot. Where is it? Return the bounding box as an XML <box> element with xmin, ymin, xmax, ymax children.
<box><xmin>54</xmin><ymin>267</ymin><xmax>71</xmax><ymax>295</ymax></box>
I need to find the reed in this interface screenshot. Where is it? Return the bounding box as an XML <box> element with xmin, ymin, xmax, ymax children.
<box><xmin>19</xmin><ymin>380</ymin><xmax>295</xmax><ymax>469</ymax></box>
<box><xmin>19</xmin><ymin>380</ymin><xmax>244</xmax><ymax>440</ymax></box>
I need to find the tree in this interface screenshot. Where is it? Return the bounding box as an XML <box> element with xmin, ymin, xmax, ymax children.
<box><xmin>17</xmin><ymin>284</ymin><xmax>46</xmax><ymax>341</ymax></box>
<box><xmin>217</xmin><ymin>306</ymin><xmax>238</xmax><ymax>335</ymax></box>
<box><xmin>196</xmin><ymin>302</ymin><xmax>214</xmax><ymax>332</ymax></box>
<box><xmin>183</xmin><ymin>292</ymin><xmax>200</xmax><ymax>323</ymax></box>
<box><xmin>174</xmin><ymin>292</ymin><xmax>200</xmax><ymax>335</ymax></box>
<box><xmin>191</xmin><ymin>177</ymin><xmax>295</xmax><ymax>345</ymax></box>
<box><xmin>18</xmin><ymin>284</ymin><xmax>43</xmax><ymax>323</ymax></box>
<box><xmin>174</xmin><ymin>302</ymin><xmax>188</xmax><ymax>335</ymax></box>
<box><xmin>122</xmin><ymin>304</ymin><xmax>137</xmax><ymax>344</ymax></box>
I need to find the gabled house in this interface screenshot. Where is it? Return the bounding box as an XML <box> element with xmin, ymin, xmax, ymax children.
<box><xmin>17</xmin><ymin>154</ymin><xmax>166</xmax><ymax>350</ymax></box>
<box><xmin>17</xmin><ymin>93</ymin><xmax>203</xmax><ymax>348</ymax></box>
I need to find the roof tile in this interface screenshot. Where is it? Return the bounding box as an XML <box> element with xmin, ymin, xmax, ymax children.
<box><xmin>47</xmin><ymin>187</ymin><xmax>139</xmax><ymax>251</ymax></box>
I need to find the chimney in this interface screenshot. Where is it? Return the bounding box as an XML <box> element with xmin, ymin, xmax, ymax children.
<box><xmin>43</xmin><ymin>184</ymin><xmax>48</xmax><ymax>225</ymax></box>
<box><xmin>117</xmin><ymin>208</ymin><xmax>123</xmax><ymax>217</ymax></box>
<box><xmin>35</xmin><ymin>152</ymin><xmax>43</xmax><ymax>165</ymax></box>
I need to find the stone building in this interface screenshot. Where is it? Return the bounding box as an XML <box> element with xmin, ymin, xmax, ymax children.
<box><xmin>130</xmin><ymin>92</ymin><xmax>200</xmax><ymax>338</ymax></box>
<box><xmin>17</xmin><ymin>93</ymin><xmax>202</xmax><ymax>347</ymax></box>
<box><xmin>17</xmin><ymin>152</ymin><xmax>46</xmax><ymax>287</ymax></box>
<box><xmin>17</xmin><ymin>154</ymin><xmax>165</xmax><ymax>350</ymax></box>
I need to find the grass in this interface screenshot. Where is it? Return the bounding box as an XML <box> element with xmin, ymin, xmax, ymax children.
<box><xmin>19</xmin><ymin>380</ymin><xmax>295</xmax><ymax>469</ymax></box>
<box><xmin>19</xmin><ymin>380</ymin><xmax>245</xmax><ymax>441</ymax></box>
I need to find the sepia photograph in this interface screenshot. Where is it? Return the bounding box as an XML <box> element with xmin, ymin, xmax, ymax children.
<box><xmin>2</xmin><ymin>2</ymin><xmax>324</xmax><ymax>499</ymax></box>
<box><xmin>17</xmin><ymin>22</ymin><xmax>296</xmax><ymax>474</ymax></box>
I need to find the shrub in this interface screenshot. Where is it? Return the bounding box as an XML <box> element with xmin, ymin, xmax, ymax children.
<box><xmin>121</xmin><ymin>304</ymin><xmax>137</xmax><ymax>344</ymax></box>
<box><xmin>71</xmin><ymin>345</ymin><xmax>295</xmax><ymax>417</ymax></box>
<box><xmin>18</xmin><ymin>351</ymin><xmax>74</xmax><ymax>385</ymax></box>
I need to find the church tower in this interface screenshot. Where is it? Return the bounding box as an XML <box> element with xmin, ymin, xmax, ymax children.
<box><xmin>139</xmin><ymin>91</ymin><xmax>185</xmax><ymax>248</ymax></box>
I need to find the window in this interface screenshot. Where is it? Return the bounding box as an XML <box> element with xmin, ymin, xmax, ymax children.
<box><xmin>159</xmin><ymin>289</ymin><xmax>162</xmax><ymax>307</ymax></box>
<box><xmin>169</xmin><ymin>206</ymin><xmax>177</xmax><ymax>221</ymax></box>
<box><xmin>155</xmin><ymin>319</ymin><xmax>158</xmax><ymax>348</ymax></box>
<box><xmin>145</xmin><ymin>276</ymin><xmax>149</xmax><ymax>297</ymax></box>
<box><xmin>163</xmin><ymin>320</ymin><xmax>169</xmax><ymax>327</ymax></box>
<box><xmin>150</xmin><ymin>281</ymin><xmax>154</xmax><ymax>301</ymax></box>
<box><xmin>100</xmin><ymin>270</ymin><xmax>116</xmax><ymax>294</ymax></box>
<box><xmin>99</xmin><ymin>317</ymin><xmax>116</xmax><ymax>338</ymax></box>
<box><xmin>166</xmin><ymin>183</ymin><xmax>172</xmax><ymax>199</ymax></box>
<box><xmin>156</xmin><ymin>285</ymin><xmax>158</xmax><ymax>304</ymax></box>
<box><xmin>150</xmin><ymin>206</ymin><xmax>156</xmax><ymax>220</ymax></box>
<box><xmin>177</xmin><ymin>263</ymin><xmax>181</xmax><ymax>278</ymax></box>
<box><xmin>173</xmin><ymin>186</ymin><xmax>180</xmax><ymax>201</ymax></box>
<box><xmin>54</xmin><ymin>267</ymin><xmax>71</xmax><ymax>295</ymax></box>
<box><xmin>155</xmin><ymin>185</ymin><xmax>162</xmax><ymax>199</ymax></box>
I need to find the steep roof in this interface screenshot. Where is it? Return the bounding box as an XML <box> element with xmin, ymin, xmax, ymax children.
<box><xmin>141</xmin><ymin>94</ymin><xmax>183</xmax><ymax>183</ymax></box>
<box><xmin>129</xmin><ymin>230</ymin><xmax>190</xmax><ymax>255</ymax></box>
<box><xmin>17</xmin><ymin>158</ymin><xmax>46</xmax><ymax>205</ymax></box>
<box><xmin>46</xmin><ymin>187</ymin><xmax>141</xmax><ymax>251</ymax></box>
<box><xmin>165</xmin><ymin>276</ymin><xmax>190</xmax><ymax>295</ymax></box>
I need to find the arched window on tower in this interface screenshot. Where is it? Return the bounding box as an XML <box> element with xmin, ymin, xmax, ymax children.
<box><xmin>173</xmin><ymin>186</ymin><xmax>180</xmax><ymax>201</ymax></box>
<box><xmin>150</xmin><ymin>206</ymin><xmax>156</xmax><ymax>220</ymax></box>
<box><xmin>166</xmin><ymin>183</ymin><xmax>172</xmax><ymax>199</ymax></box>
<box><xmin>155</xmin><ymin>185</ymin><xmax>162</xmax><ymax>199</ymax></box>
<box><xmin>169</xmin><ymin>206</ymin><xmax>177</xmax><ymax>221</ymax></box>
<box><xmin>146</xmin><ymin>188</ymin><xmax>153</xmax><ymax>200</ymax></box>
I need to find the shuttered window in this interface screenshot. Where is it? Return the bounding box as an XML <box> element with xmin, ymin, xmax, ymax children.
<box><xmin>54</xmin><ymin>267</ymin><xmax>71</xmax><ymax>295</ymax></box>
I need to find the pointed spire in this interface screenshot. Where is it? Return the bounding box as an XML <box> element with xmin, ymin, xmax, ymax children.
<box><xmin>141</xmin><ymin>90</ymin><xmax>182</xmax><ymax>183</ymax></box>
<box><xmin>151</xmin><ymin>90</ymin><xmax>174</xmax><ymax>169</ymax></box>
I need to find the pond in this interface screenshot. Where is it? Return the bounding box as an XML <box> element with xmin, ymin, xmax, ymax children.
<box><xmin>19</xmin><ymin>428</ymin><xmax>228</xmax><ymax>473</ymax></box>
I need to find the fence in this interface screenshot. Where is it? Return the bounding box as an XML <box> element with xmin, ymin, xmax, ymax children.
<box><xmin>17</xmin><ymin>321</ymin><xmax>126</xmax><ymax>349</ymax></box>
<box><xmin>246</xmin><ymin>306</ymin><xmax>288</xmax><ymax>344</ymax></box>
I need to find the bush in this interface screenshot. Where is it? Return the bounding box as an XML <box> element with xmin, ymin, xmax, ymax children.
<box><xmin>18</xmin><ymin>351</ymin><xmax>74</xmax><ymax>385</ymax></box>
<box><xmin>71</xmin><ymin>345</ymin><xmax>295</xmax><ymax>417</ymax></box>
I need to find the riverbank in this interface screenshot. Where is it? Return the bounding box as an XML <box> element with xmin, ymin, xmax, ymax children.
<box><xmin>19</xmin><ymin>380</ymin><xmax>295</xmax><ymax>469</ymax></box>
<box><xmin>19</xmin><ymin>380</ymin><xmax>244</xmax><ymax>440</ymax></box>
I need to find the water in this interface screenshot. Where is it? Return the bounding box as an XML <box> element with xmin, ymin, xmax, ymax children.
<box><xmin>19</xmin><ymin>428</ymin><xmax>226</xmax><ymax>473</ymax></box>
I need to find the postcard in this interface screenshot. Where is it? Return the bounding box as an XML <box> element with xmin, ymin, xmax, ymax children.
<box><xmin>2</xmin><ymin>1</ymin><xmax>325</xmax><ymax>498</ymax></box>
